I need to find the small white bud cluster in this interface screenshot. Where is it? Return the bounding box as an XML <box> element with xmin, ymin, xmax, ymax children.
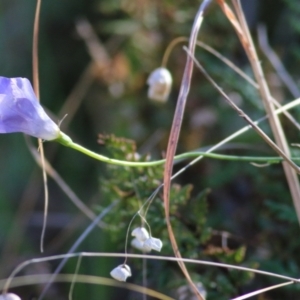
<box><xmin>110</xmin><ymin>264</ymin><xmax>132</xmax><ymax>282</ymax></box>
<box><xmin>147</xmin><ymin>67</ymin><xmax>172</xmax><ymax>102</ymax></box>
<box><xmin>110</xmin><ymin>227</ymin><xmax>163</xmax><ymax>282</ymax></box>
<box><xmin>131</xmin><ymin>227</ymin><xmax>163</xmax><ymax>252</ymax></box>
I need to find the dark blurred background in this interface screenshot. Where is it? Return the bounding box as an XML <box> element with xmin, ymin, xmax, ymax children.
<box><xmin>1</xmin><ymin>0</ymin><xmax>300</xmax><ymax>299</ymax></box>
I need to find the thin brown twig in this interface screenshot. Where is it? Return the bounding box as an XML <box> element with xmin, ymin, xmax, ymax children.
<box><xmin>163</xmin><ymin>1</ymin><xmax>213</xmax><ymax>299</ymax></box>
<box><xmin>26</xmin><ymin>137</ymin><xmax>104</xmax><ymax>226</ymax></box>
<box><xmin>32</xmin><ymin>0</ymin><xmax>49</xmax><ymax>253</ymax></box>
<box><xmin>233</xmin><ymin>0</ymin><xmax>300</xmax><ymax>224</ymax></box>
<box><xmin>217</xmin><ymin>0</ymin><xmax>300</xmax><ymax>225</ymax></box>
<box><xmin>32</xmin><ymin>0</ymin><xmax>41</xmax><ymax>98</ymax></box>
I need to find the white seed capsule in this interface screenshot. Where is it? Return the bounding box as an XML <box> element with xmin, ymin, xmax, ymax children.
<box><xmin>131</xmin><ymin>227</ymin><xmax>150</xmax><ymax>242</ymax></box>
<box><xmin>147</xmin><ymin>67</ymin><xmax>172</xmax><ymax>102</ymax></box>
<box><xmin>143</xmin><ymin>237</ymin><xmax>163</xmax><ymax>252</ymax></box>
<box><xmin>110</xmin><ymin>264</ymin><xmax>132</xmax><ymax>282</ymax></box>
<box><xmin>131</xmin><ymin>237</ymin><xmax>151</xmax><ymax>252</ymax></box>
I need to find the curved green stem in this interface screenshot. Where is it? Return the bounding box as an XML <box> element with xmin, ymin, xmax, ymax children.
<box><xmin>56</xmin><ymin>132</ymin><xmax>165</xmax><ymax>167</ymax></box>
<box><xmin>55</xmin><ymin>132</ymin><xmax>299</xmax><ymax>167</ymax></box>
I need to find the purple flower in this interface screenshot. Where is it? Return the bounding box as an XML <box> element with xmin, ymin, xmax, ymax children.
<box><xmin>0</xmin><ymin>77</ymin><xmax>60</xmax><ymax>140</ymax></box>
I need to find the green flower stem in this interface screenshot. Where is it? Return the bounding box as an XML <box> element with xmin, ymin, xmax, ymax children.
<box><xmin>55</xmin><ymin>131</ymin><xmax>299</xmax><ymax>167</ymax></box>
<box><xmin>56</xmin><ymin>132</ymin><xmax>165</xmax><ymax>167</ymax></box>
<box><xmin>175</xmin><ymin>152</ymin><xmax>284</xmax><ymax>164</ymax></box>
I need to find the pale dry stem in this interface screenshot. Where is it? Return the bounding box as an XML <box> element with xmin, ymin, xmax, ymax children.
<box><xmin>233</xmin><ymin>0</ymin><xmax>300</xmax><ymax>225</ymax></box>
<box><xmin>2</xmin><ymin>274</ymin><xmax>174</xmax><ymax>300</ymax></box>
<box><xmin>32</xmin><ymin>0</ymin><xmax>49</xmax><ymax>253</ymax></box>
<box><xmin>4</xmin><ymin>252</ymin><xmax>300</xmax><ymax>295</ymax></box>
<box><xmin>218</xmin><ymin>0</ymin><xmax>300</xmax><ymax>225</ymax></box>
<box><xmin>26</xmin><ymin>138</ymin><xmax>104</xmax><ymax>226</ymax></box>
<box><xmin>231</xmin><ymin>281</ymin><xmax>294</xmax><ymax>300</ymax></box>
<box><xmin>163</xmin><ymin>1</ymin><xmax>213</xmax><ymax>299</ymax></box>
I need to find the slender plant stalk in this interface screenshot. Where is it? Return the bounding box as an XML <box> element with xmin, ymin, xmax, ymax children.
<box><xmin>162</xmin><ymin>1</ymin><xmax>213</xmax><ymax>299</ymax></box>
<box><xmin>68</xmin><ymin>255</ymin><xmax>82</xmax><ymax>300</ymax></box>
<box><xmin>2</xmin><ymin>274</ymin><xmax>174</xmax><ymax>300</ymax></box>
<box><xmin>26</xmin><ymin>137</ymin><xmax>102</xmax><ymax>225</ymax></box>
<box><xmin>57</xmin><ymin>133</ymin><xmax>300</xmax><ymax>166</ymax></box>
<box><xmin>32</xmin><ymin>0</ymin><xmax>41</xmax><ymax>96</ymax></box>
<box><xmin>4</xmin><ymin>252</ymin><xmax>300</xmax><ymax>295</ymax></box>
<box><xmin>234</xmin><ymin>0</ymin><xmax>300</xmax><ymax>225</ymax></box>
<box><xmin>32</xmin><ymin>0</ymin><xmax>49</xmax><ymax>253</ymax></box>
<box><xmin>217</xmin><ymin>0</ymin><xmax>300</xmax><ymax>225</ymax></box>
<box><xmin>231</xmin><ymin>281</ymin><xmax>294</xmax><ymax>300</ymax></box>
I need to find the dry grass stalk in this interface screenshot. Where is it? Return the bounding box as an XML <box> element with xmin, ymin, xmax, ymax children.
<box><xmin>32</xmin><ymin>0</ymin><xmax>49</xmax><ymax>253</ymax></box>
<box><xmin>217</xmin><ymin>0</ymin><xmax>300</xmax><ymax>225</ymax></box>
<box><xmin>162</xmin><ymin>1</ymin><xmax>212</xmax><ymax>299</ymax></box>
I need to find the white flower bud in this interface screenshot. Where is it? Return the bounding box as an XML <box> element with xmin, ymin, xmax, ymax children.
<box><xmin>110</xmin><ymin>264</ymin><xmax>132</xmax><ymax>282</ymax></box>
<box><xmin>147</xmin><ymin>67</ymin><xmax>172</xmax><ymax>102</ymax></box>
<box><xmin>0</xmin><ymin>293</ymin><xmax>22</xmax><ymax>300</ymax></box>
<box><xmin>131</xmin><ymin>227</ymin><xmax>149</xmax><ymax>242</ymax></box>
<box><xmin>131</xmin><ymin>237</ymin><xmax>151</xmax><ymax>252</ymax></box>
<box><xmin>143</xmin><ymin>237</ymin><xmax>163</xmax><ymax>252</ymax></box>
